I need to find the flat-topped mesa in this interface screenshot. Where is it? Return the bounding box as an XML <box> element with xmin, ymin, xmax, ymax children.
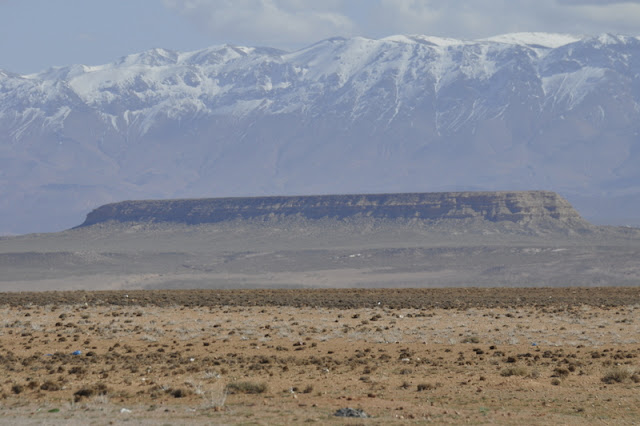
<box><xmin>77</xmin><ymin>191</ymin><xmax>586</xmax><ymax>228</ymax></box>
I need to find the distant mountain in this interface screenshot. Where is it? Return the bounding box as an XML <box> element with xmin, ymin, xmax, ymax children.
<box><xmin>1</xmin><ymin>33</ymin><xmax>640</xmax><ymax>234</ymax></box>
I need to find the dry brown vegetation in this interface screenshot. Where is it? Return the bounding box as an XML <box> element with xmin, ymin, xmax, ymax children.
<box><xmin>2</xmin><ymin>287</ymin><xmax>640</xmax><ymax>308</ymax></box>
<box><xmin>0</xmin><ymin>288</ymin><xmax>639</xmax><ymax>424</ymax></box>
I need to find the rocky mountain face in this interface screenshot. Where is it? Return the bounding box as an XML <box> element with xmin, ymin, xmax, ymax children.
<box><xmin>78</xmin><ymin>191</ymin><xmax>586</xmax><ymax>228</ymax></box>
<box><xmin>2</xmin><ymin>33</ymin><xmax>640</xmax><ymax>234</ymax></box>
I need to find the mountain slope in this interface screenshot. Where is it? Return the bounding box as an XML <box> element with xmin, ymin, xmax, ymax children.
<box><xmin>1</xmin><ymin>33</ymin><xmax>640</xmax><ymax>234</ymax></box>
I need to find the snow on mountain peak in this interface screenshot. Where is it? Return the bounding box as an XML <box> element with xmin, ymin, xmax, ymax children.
<box><xmin>592</xmin><ymin>33</ymin><xmax>637</xmax><ymax>46</ymax></box>
<box><xmin>116</xmin><ymin>48</ymin><xmax>179</xmax><ymax>67</ymax></box>
<box><xmin>382</xmin><ymin>32</ymin><xmax>584</xmax><ymax>49</ymax></box>
<box><xmin>3</xmin><ymin>32</ymin><xmax>633</xmax><ymax>132</ymax></box>
<box><xmin>379</xmin><ymin>34</ymin><xmax>466</xmax><ymax>47</ymax></box>
<box><xmin>380</xmin><ymin>34</ymin><xmax>417</xmax><ymax>44</ymax></box>
<box><xmin>483</xmin><ymin>32</ymin><xmax>582</xmax><ymax>48</ymax></box>
<box><xmin>411</xmin><ymin>35</ymin><xmax>469</xmax><ymax>47</ymax></box>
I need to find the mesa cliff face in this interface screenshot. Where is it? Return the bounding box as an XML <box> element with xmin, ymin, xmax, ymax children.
<box><xmin>78</xmin><ymin>191</ymin><xmax>585</xmax><ymax>227</ymax></box>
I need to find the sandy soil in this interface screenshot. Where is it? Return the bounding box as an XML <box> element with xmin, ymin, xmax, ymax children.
<box><xmin>0</xmin><ymin>288</ymin><xmax>639</xmax><ymax>425</ymax></box>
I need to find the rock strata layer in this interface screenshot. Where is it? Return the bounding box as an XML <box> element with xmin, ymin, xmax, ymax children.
<box><xmin>77</xmin><ymin>191</ymin><xmax>585</xmax><ymax>227</ymax></box>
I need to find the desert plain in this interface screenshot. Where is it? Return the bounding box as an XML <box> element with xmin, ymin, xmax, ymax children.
<box><xmin>0</xmin><ymin>288</ymin><xmax>639</xmax><ymax>425</ymax></box>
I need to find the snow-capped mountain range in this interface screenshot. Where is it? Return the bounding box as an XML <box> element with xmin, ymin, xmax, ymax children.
<box><xmin>1</xmin><ymin>32</ymin><xmax>640</xmax><ymax>234</ymax></box>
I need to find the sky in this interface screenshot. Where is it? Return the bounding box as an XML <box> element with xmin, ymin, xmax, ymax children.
<box><xmin>1</xmin><ymin>0</ymin><xmax>639</xmax><ymax>74</ymax></box>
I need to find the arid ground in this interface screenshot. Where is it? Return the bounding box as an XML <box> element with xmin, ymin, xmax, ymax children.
<box><xmin>2</xmin><ymin>219</ymin><xmax>640</xmax><ymax>292</ymax></box>
<box><xmin>0</xmin><ymin>288</ymin><xmax>639</xmax><ymax>425</ymax></box>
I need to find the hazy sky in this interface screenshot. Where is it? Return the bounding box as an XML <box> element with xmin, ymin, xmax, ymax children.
<box><xmin>1</xmin><ymin>0</ymin><xmax>639</xmax><ymax>74</ymax></box>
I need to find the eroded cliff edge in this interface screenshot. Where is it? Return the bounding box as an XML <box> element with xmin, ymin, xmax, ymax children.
<box><xmin>77</xmin><ymin>191</ymin><xmax>588</xmax><ymax>228</ymax></box>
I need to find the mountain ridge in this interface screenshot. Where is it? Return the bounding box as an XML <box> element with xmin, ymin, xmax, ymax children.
<box><xmin>1</xmin><ymin>33</ymin><xmax>640</xmax><ymax>234</ymax></box>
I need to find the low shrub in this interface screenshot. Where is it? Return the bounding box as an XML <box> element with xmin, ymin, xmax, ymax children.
<box><xmin>170</xmin><ymin>388</ymin><xmax>192</xmax><ymax>398</ymax></box>
<box><xmin>500</xmin><ymin>366</ymin><xmax>529</xmax><ymax>377</ymax></box>
<box><xmin>417</xmin><ymin>383</ymin><xmax>436</xmax><ymax>391</ymax></box>
<box><xmin>602</xmin><ymin>367</ymin><xmax>631</xmax><ymax>384</ymax></box>
<box><xmin>73</xmin><ymin>383</ymin><xmax>109</xmax><ymax>402</ymax></box>
<box><xmin>40</xmin><ymin>380</ymin><xmax>62</xmax><ymax>391</ymax></box>
<box><xmin>225</xmin><ymin>381</ymin><xmax>267</xmax><ymax>395</ymax></box>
